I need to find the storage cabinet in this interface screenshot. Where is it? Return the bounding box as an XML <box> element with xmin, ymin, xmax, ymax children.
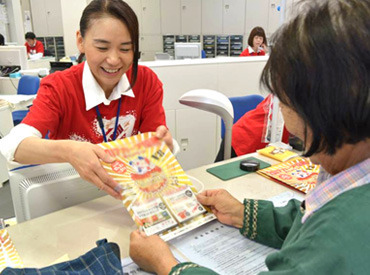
<box><xmin>176</xmin><ymin>109</ymin><xmax>217</xmax><ymax>170</ymax></box>
<box><xmin>141</xmin><ymin>0</ymin><xmax>161</xmax><ymax>35</ymax></box>
<box><xmin>181</xmin><ymin>0</ymin><xmax>201</xmax><ymax>35</ymax></box>
<box><xmin>245</xmin><ymin>0</ymin><xmax>269</xmax><ymax>36</ymax></box>
<box><xmin>223</xmin><ymin>0</ymin><xmax>246</xmax><ymax>34</ymax></box>
<box><xmin>30</xmin><ymin>0</ymin><xmax>63</xmax><ymax>37</ymax></box>
<box><xmin>161</xmin><ymin>0</ymin><xmax>181</xmax><ymax>34</ymax></box>
<box><xmin>202</xmin><ymin>0</ymin><xmax>223</xmax><ymax>35</ymax></box>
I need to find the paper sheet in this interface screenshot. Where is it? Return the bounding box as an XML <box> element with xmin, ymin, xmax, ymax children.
<box><xmin>169</xmin><ymin>220</ymin><xmax>275</xmax><ymax>275</ymax></box>
<box><xmin>121</xmin><ymin>191</ymin><xmax>304</xmax><ymax>275</ymax></box>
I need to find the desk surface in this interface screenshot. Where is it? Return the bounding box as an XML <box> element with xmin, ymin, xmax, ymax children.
<box><xmin>6</xmin><ymin>153</ymin><xmax>302</xmax><ymax>267</ymax></box>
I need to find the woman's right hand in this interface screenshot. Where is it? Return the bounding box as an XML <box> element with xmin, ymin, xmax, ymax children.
<box><xmin>197</xmin><ymin>189</ymin><xmax>244</xmax><ymax>229</ymax></box>
<box><xmin>66</xmin><ymin>141</ymin><xmax>122</xmax><ymax>199</ymax></box>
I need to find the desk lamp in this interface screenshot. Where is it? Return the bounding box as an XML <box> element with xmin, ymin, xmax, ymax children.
<box><xmin>179</xmin><ymin>89</ymin><xmax>234</xmax><ymax>160</ymax></box>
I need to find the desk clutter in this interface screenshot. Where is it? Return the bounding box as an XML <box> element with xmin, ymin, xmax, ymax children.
<box><xmin>0</xmin><ymin>229</ymin><xmax>23</xmax><ymax>272</ymax></box>
<box><xmin>206</xmin><ymin>157</ymin><xmax>271</xmax><ymax>181</ymax></box>
<box><xmin>256</xmin><ymin>146</ymin><xmax>319</xmax><ymax>194</ymax></box>
<box><xmin>206</xmin><ymin>145</ymin><xmax>320</xmax><ymax>194</ymax></box>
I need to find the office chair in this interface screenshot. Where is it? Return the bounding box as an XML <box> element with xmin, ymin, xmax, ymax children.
<box><xmin>221</xmin><ymin>94</ymin><xmax>264</xmax><ymax>139</ymax></box>
<box><xmin>12</xmin><ymin>75</ymin><xmax>40</xmax><ymax>126</ymax></box>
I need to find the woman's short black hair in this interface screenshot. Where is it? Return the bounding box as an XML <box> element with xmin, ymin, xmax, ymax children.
<box><xmin>78</xmin><ymin>0</ymin><xmax>140</xmax><ymax>89</ymax></box>
<box><xmin>248</xmin><ymin>27</ymin><xmax>267</xmax><ymax>48</ymax></box>
<box><xmin>261</xmin><ymin>0</ymin><xmax>370</xmax><ymax>157</ymax></box>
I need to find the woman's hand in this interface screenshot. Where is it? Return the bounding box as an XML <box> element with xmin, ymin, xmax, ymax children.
<box><xmin>155</xmin><ymin>125</ymin><xmax>174</xmax><ymax>152</ymax></box>
<box><xmin>66</xmin><ymin>141</ymin><xmax>122</xmax><ymax>199</ymax></box>
<box><xmin>197</xmin><ymin>189</ymin><xmax>244</xmax><ymax>228</ymax></box>
<box><xmin>261</xmin><ymin>43</ymin><xmax>268</xmax><ymax>53</ymax></box>
<box><xmin>130</xmin><ymin>230</ymin><xmax>178</xmax><ymax>275</ymax></box>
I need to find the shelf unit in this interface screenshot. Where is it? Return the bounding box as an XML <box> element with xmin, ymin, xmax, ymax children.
<box><xmin>203</xmin><ymin>35</ymin><xmax>216</xmax><ymax>58</ymax></box>
<box><xmin>37</xmin><ymin>36</ymin><xmax>65</xmax><ymax>61</ymax></box>
<box><xmin>163</xmin><ymin>34</ymin><xmax>244</xmax><ymax>58</ymax></box>
<box><xmin>216</xmin><ymin>35</ymin><xmax>229</xmax><ymax>56</ymax></box>
<box><xmin>230</xmin><ymin>35</ymin><xmax>243</xmax><ymax>56</ymax></box>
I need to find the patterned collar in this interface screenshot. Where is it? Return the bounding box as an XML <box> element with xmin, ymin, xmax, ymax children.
<box><xmin>83</xmin><ymin>61</ymin><xmax>135</xmax><ymax>111</ymax></box>
<box><xmin>302</xmin><ymin>158</ymin><xmax>370</xmax><ymax>223</ymax></box>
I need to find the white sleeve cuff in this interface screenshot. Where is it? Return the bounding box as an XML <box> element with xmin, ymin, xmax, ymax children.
<box><xmin>0</xmin><ymin>124</ymin><xmax>42</xmax><ymax>162</ymax></box>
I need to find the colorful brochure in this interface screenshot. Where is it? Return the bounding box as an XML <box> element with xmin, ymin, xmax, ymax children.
<box><xmin>0</xmin><ymin>229</ymin><xmax>23</xmax><ymax>272</ymax></box>
<box><xmin>98</xmin><ymin>132</ymin><xmax>215</xmax><ymax>241</ymax></box>
<box><xmin>257</xmin><ymin>157</ymin><xmax>320</xmax><ymax>193</ymax></box>
<box><xmin>257</xmin><ymin>146</ymin><xmax>299</xmax><ymax>162</ymax></box>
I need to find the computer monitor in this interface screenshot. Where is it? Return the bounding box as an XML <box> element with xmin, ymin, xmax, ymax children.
<box><xmin>49</xmin><ymin>61</ymin><xmax>73</xmax><ymax>73</ymax></box>
<box><xmin>9</xmin><ymin>163</ymin><xmax>106</xmax><ymax>223</ymax></box>
<box><xmin>174</xmin><ymin>43</ymin><xmax>202</xmax><ymax>60</ymax></box>
<box><xmin>0</xmin><ymin>46</ymin><xmax>28</xmax><ymax>70</ymax></box>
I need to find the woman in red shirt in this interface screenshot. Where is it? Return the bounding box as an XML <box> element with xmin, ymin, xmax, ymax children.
<box><xmin>240</xmin><ymin>26</ymin><xmax>268</xmax><ymax>56</ymax></box>
<box><xmin>1</xmin><ymin>0</ymin><xmax>173</xmax><ymax>199</ymax></box>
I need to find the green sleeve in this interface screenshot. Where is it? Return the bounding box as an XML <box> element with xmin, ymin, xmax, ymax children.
<box><xmin>169</xmin><ymin>262</ymin><xmax>218</xmax><ymax>275</ymax></box>
<box><xmin>239</xmin><ymin>199</ymin><xmax>301</xmax><ymax>249</ymax></box>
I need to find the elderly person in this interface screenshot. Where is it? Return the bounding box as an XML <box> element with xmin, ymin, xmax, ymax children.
<box><xmin>129</xmin><ymin>0</ymin><xmax>370</xmax><ymax>274</ymax></box>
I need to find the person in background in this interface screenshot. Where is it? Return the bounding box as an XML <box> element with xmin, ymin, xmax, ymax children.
<box><xmin>215</xmin><ymin>94</ymin><xmax>290</xmax><ymax>162</ymax></box>
<box><xmin>129</xmin><ymin>0</ymin><xmax>370</xmax><ymax>273</ymax></box>
<box><xmin>0</xmin><ymin>0</ymin><xmax>174</xmax><ymax>199</ymax></box>
<box><xmin>240</xmin><ymin>26</ymin><xmax>268</xmax><ymax>56</ymax></box>
<box><xmin>0</xmin><ymin>34</ymin><xmax>4</xmax><ymax>46</ymax></box>
<box><xmin>24</xmin><ymin>32</ymin><xmax>44</xmax><ymax>57</ymax></box>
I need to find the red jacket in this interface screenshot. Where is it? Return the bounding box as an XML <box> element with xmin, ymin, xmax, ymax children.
<box><xmin>240</xmin><ymin>46</ymin><xmax>265</xmax><ymax>56</ymax></box>
<box><xmin>23</xmin><ymin>62</ymin><xmax>166</xmax><ymax>143</ymax></box>
<box><xmin>25</xmin><ymin>40</ymin><xmax>44</xmax><ymax>55</ymax></box>
<box><xmin>232</xmin><ymin>95</ymin><xmax>289</xmax><ymax>156</ymax></box>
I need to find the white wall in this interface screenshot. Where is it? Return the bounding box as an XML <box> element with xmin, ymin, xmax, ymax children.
<box><xmin>5</xmin><ymin>0</ymin><xmax>24</xmax><ymax>45</ymax></box>
<box><xmin>140</xmin><ymin>57</ymin><xmax>269</xmax><ymax>169</ymax></box>
<box><xmin>60</xmin><ymin>0</ymin><xmax>89</xmax><ymax>57</ymax></box>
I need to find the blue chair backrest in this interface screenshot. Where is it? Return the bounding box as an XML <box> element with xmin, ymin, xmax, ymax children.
<box><xmin>17</xmin><ymin>75</ymin><xmax>40</xmax><ymax>95</ymax></box>
<box><xmin>221</xmin><ymin>94</ymin><xmax>264</xmax><ymax>138</ymax></box>
<box><xmin>12</xmin><ymin>75</ymin><xmax>40</xmax><ymax>125</ymax></box>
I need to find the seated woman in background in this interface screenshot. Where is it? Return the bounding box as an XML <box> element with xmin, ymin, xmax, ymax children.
<box><xmin>129</xmin><ymin>0</ymin><xmax>370</xmax><ymax>273</ymax></box>
<box><xmin>240</xmin><ymin>26</ymin><xmax>268</xmax><ymax>56</ymax></box>
<box><xmin>215</xmin><ymin>94</ymin><xmax>290</xmax><ymax>162</ymax></box>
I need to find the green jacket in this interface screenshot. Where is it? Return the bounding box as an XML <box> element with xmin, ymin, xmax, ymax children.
<box><xmin>170</xmin><ymin>183</ymin><xmax>370</xmax><ymax>274</ymax></box>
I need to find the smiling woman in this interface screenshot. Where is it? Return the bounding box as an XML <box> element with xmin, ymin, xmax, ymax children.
<box><xmin>0</xmin><ymin>0</ymin><xmax>174</xmax><ymax>199</ymax></box>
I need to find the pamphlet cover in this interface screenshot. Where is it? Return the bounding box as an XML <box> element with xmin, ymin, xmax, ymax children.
<box><xmin>98</xmin><ymin>132</ymin><xmax>215</xmax><ymax>241</ymax></box>
<box><xmin>0</xmin><ymin>229</ymin><xmax>23</xmax><ymax>272</ymax></box>
<box><xmin>257</xmin><ymin>157</ymin><xmax>320</xmax><ymax>193</ymax></box>
<box><xmin>257</xmin><ymin>146</ymin><xmax>299</xmax><ymax>162</ymax></box>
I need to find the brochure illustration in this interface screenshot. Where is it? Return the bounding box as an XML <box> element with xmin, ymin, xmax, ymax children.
<box><xmin>257</xmin><ymin>146</ymin><xmax>299</xmax><ymax>162</ymax></box>
<box><xmin>98</xmin><ymin>132</ymin><xmax>215</xmax><ymax>241</ymax></box>
<box><xmin>0</xmin><ymin>229</ymin><xmax>23</xmax><ymax>272</ymax></box>
<box><xmin>257</xmin><ymin>157</ymin><xmax>320</xmax><ymax>193</ymax></box>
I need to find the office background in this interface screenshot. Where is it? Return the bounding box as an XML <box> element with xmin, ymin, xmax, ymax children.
<box><xmin>1</xmin><ymin>0</ymin><xmax>299</xmax><ymax>61</ymax></box>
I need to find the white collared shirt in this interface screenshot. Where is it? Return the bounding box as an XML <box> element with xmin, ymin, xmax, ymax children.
<box><xmin>82</xmin><ymin>61</ymin><xmax>134</xmax><ymax>111</ymax></box>
<box><xmin>248</xmin><ymin>45</ymin><xmax>263</xmax><ymax>54</ymax></box>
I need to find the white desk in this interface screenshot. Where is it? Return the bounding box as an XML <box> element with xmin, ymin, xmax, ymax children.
<box><xmin>0</xmin><ymin>103</ymin><xmax>14</xmax><ymax>185</ymax></box>
<box><xmin>0</xmin><ymin>95</ymin><xmax>36</xmax><ymax>111</ymax></box>
<box><xmin>0</xmin><ymin>77</ymin><xmax>19</xmax><ymax>95</ymax></box>
<box><xmin>27</xmin><ymin>57</ymin><xmax>55</xmax><ymax>70</ymax></box>
<box><xmin>6</xmin><ymin>154</ymin><xmax>302</xmax><ymax>267</ymax></box>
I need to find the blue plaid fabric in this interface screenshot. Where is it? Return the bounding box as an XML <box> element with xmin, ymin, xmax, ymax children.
<box><xmin>1</xmin><ymin>239</ymin><xmax>123</xmax><ymax>275</ymax></box>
